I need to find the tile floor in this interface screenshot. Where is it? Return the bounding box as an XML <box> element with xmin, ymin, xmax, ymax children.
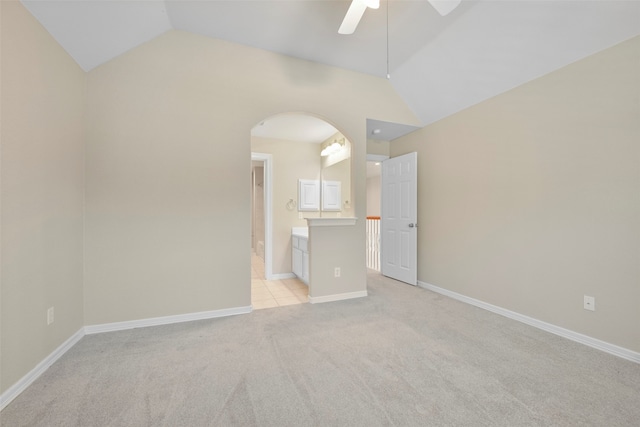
<box><xmin>251</xmin><ymin>253</ymin><xmax>308</xmax><ymax>309</ymax></box>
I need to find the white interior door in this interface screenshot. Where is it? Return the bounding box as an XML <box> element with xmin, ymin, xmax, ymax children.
<box><xmin>381</xmin><ymin>152</ymin><xmax>417</xmax><ymax>285</ymax></box>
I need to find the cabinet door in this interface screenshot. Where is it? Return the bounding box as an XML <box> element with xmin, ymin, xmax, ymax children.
<box><xmin>298</xmin><ymin>179</ymin><xmax>320</xmax><ymax>211</ymax></box>
<box><xmin>292</xmin><ymin>247</ymin><xmax>303</xmax><ymax>278</ymax></box>
<box><xmin>322</xmin><ymin>180</ymin><xmax>341</xmax><ymax>211</ymax></box>
<box><xmin>302</xmin><ymin>251</ymin><xmax>309</xmax><ymax>284</ymax></box>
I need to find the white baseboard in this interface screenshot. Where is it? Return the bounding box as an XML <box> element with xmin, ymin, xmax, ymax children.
<box><xmin>1</xmin><ymin>306</ymin><xmax>252</xmax><ymax>410</ymax></box>
<box><xmin>418</xmin><ymin>281</ymin><xmax>640</xmax><ymax>364</ymax></box>
<box><xmin>0</xmin><ymin>328</ymin><xmax>85</xmax><ymax>411</ymax></box>
<box><xmin>269</xmin><ymin>273</ymin><xmax>296</xmax><ymax>280</ymax></box>
<box><xmin>309</xmin><ymin>290</ymin><xmax>368</xmax><ymax>304</ymax></box>
<box><xmin>84</xmin><ymin>306</ymin><xmax>252</xmax><ymax>334</ymax></box>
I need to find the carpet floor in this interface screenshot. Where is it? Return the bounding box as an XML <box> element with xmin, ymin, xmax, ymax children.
<box><xmin>2</xmin><ymin>272</ymin><xmax>639</xmax><ymax>426</ymax></box>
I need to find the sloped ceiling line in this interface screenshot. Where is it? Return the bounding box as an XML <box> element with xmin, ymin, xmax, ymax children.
<box><xmin>20</xmin><ymin>0</ymin><xmax>640</xmax><ymax>127</ymax></box>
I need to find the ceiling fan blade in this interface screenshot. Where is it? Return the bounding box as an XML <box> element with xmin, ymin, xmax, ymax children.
<box><xmin>337</xmin><ymin>0</ymin><xmax>457</xmax><ymax>36</ymax></box>
<box><xmin>361</xmin><ymin>0</ymin><xmax>380</xmax><ymax>8</ymax></box>
<box><xmin>428</xmin><ymin>0</ymin><xmax>462</xmax><ymax>16</ymax></box>
<box><xmin>339</xmin><ymin>0</ymin><xmax>368</xmax><ymax>35</ymax></box>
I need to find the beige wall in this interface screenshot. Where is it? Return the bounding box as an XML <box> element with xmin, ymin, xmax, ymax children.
<box><xmin>367</xmin><ymin>139</ymin><xmax>390</xmax><ymax>157</ymax></box>
<box><xmin>1</xmin><ymin>1</ymin><xmax>86</xmax><ymax>393</ymax></box>
<box><xmin>366</xmin><ymin>175</ymin><xmax>381</xmax><ymax>217</ymax></box>
<box><xmin>309</xmin><ymin>224</ymin><xmax>366</xmax><ymax>298</ymax></box>
<box><xmin>365</xmin><ymin>139</ymin><xmax>385</xmax><ymax>218</ymax></box>
<box><xmin>392</xmin><ymin>36</ymin><xmax>640</xmax><ymax>352</ymax></box>
<box><xmin>84</xmin><ymin>30</ymin><xmax>419</xmax><ymax>325</ymax></box>
<box><xmin>251</xmin><ymin>136</ymin><xmax>322</xmax><ymax>274</ymax></box>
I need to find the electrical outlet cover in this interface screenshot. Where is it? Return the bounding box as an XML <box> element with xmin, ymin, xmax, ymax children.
<box><xmin>584</xmin><ymin>295</ymin><xmax>595</xmax><ymax>311</ymax></box>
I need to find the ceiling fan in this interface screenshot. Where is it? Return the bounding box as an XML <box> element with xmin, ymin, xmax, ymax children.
<box><xmin>338</xmin><ymin>0</ymin><xmax>462</xmax><ymax>35</ymax></box>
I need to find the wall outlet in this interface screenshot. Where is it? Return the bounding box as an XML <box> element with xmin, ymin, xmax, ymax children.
<box><xmin>334</xmin><ymin>267</ymin><xmax>341</xmax><ymax>278</ymax></box>
<box><xmin>584</xmin><ymin>295</ymin><xmax>595</xmax><ymax>311</ymax></box>
<box><xmin>47</xmin><ymin>307</ymin><xmax>54</xmax><ymax>325</ymax></box>
<box><xmin>298</xmin><ymin>212</ymin><xmax>303</xmax><ymax>219</ymax></box>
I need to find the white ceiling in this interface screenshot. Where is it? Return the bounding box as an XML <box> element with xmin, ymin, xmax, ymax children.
<box><xmin>366</xmin><ymin>118</ymin><xmax>421</xmax><ymax>141</ymax></box>
<box><xmin>21</xmin><ymin>0</ymin><xmax>640</xmax><ymax>130</ymax></box>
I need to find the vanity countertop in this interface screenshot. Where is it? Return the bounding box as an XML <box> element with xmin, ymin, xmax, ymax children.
<box><xmin>291</xmin><ymin>227</ymin><xmax>309</xmax><ymax>238</ymax></box>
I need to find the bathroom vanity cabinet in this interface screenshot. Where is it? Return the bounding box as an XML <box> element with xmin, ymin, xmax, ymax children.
<box><xmin>291</xmin><ymin>229</ymin><xmax>309</xmax><ymax>284</ymax></box>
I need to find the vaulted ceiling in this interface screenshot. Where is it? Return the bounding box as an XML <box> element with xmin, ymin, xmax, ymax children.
<box><xmin>21</xmin><ymin>1</ymin><xmax>640</xmax><ymax>129</ymax></box>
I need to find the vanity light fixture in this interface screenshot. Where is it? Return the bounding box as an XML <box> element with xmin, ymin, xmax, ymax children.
<box><xmin>321</xmin><ymin>138</ymin><xmax>345</xmax><ymax>157</ymax></box>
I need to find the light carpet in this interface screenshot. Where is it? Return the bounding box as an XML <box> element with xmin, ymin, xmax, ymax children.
<box><xmin>2</xmin><ymin>272</ymin><xmax>639</xmax><ymax>426</ymax></box>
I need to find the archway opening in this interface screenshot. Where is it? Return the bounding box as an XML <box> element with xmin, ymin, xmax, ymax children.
<box><xmin>249</xmin><ymin>112</ymin><xmax>352</xmax><ymax>309</ymax></box>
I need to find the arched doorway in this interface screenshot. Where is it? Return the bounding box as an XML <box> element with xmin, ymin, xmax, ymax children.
<box><xmin>250</xmin><ymin>112</ymin><xmax>351</xmax><ymax>309</ymax></box>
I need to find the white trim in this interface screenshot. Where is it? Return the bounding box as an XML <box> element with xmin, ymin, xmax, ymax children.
<box><xmin>306</xmin><ymin>217</ymin><xmax>357</xmax><ymax>227</ymax></box>
<box><xmin>84</xmin><ymin>306</ymin><xmax>252</xmax><ymax>335</ymax></box>
<box><xmin>271</xmin><ymin>272</ymin><xmax>296</xmax><ymax>280</ymax></box>
<box><xmin>1</xmin><ymin>306</ymin><xmax>253</xmax><ymax>409</ymax></box>
<box><xmin>252</xmin><ymin>152</ymin><xmax>274</xmax><ymax>280</ymax></box>
<box><xmin>418</xmin><ymin>281</ymin><xmax>640</xmax><ymax>364</ymax></box>
<box><xmin>0</xmin><ymin>328</ymin><xmax>85</xmax><ymax>411</ymax></box>
<box><xmin>309</xmin><ymin>290</ymin><xmax>368</xmax><ymax>304</ymax></box>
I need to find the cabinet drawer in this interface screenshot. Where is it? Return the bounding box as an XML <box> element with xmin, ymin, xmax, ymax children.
<box><xmin>298</xmin><ymin>237</ymin><xmax>308</xmax><ymax>252</ymax></box>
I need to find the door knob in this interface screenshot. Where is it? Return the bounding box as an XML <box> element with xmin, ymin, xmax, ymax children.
<box><xmin>408</xmin><ymin>223</ymin><xmax>414</xmax><ymax>228</ymax></box>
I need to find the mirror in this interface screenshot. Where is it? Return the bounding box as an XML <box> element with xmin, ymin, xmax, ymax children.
<box><xmin>320</xmin><ymin>133</ymin><xmax>351</xmax><ymax>216</ymax></box>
